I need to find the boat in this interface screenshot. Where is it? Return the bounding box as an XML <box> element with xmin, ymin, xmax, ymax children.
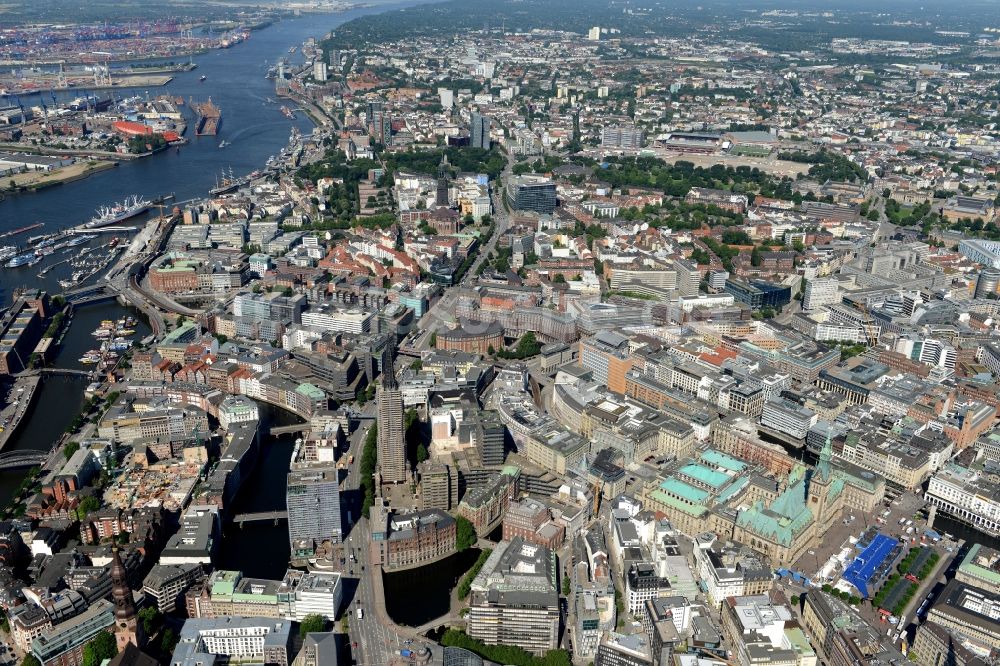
<box><xmin>288</xmin><ymin>46</ymin><xmax>297</xmax><ymax>54</ymax></box>
<box><xmin>209</xmin><ymin>167</ymin><xmax>248</xmax><ymax>196</ymax></box>
<box><xmin>219</xmin><ymin>140</ymin><xmax>229</xmax><ymax>149</ymax></box>
<box><xmin>5</xmin><ymin>253</ymin><xmax>34</xmax><ymax>268</ymax></box>
<box><xmin>65</xmin><ymin>234</ymin><xmax>96</xmax><ymax>247</ymax></box>
<box><xmin>82</xmin><ymin>195</ymin><xmax>151</xmax><ymax>230</ymax></box>
<box><xmin>79</xmin><ymin>350</ymin><xmax>102</xmax><ymax>364</ymax></box>
<box><xmin>280</xmin><ymin>105</ymin><xmax>295</xmax><ymax>120</ymax></box>
<box><xmin>200</xmin><ymin>75</ymin><xmax>207</xmax><ymax>82</ymax></box>
<box><xmin>117</xmin><ymin>329</ymin><xmax>136</xmax><ymax>336</ymax></box>
<box><xmin>27</xmin><ymin>255</ymin><xmax>42</xmax><ymax>267</ymax></box>
<box><xmin>0</xmin><ymin>246</ymin><xmax>18</xmax><ymax>261</ymax></box>
<box><xmin>0</xmin><ymin>222</ymin><xmax>44</xmax><ymax>240</ymax></box>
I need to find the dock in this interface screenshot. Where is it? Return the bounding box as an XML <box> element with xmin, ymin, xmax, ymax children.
<box><xmin>192</xmin><ymin>98</ymin><xmax>222</xmax><ymax>136</ymax></box>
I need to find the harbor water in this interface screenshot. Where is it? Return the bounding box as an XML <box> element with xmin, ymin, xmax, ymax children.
<box><xmin>0</xmin><ymin>2</ymin><xmax>425</xmax><ymax>527</ymax></box>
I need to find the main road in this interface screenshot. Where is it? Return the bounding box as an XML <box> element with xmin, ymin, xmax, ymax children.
<box><xmin>339</xmin><ymin>404</ymin><xmax>421</xmax><ymax>665</ymax></box>
<box><xmin>412</xmin><ymin>150</ymin><xmax>517</xmax><ymax>348</ymax></box>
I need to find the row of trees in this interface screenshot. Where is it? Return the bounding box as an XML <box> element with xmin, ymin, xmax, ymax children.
<box><xmin>440</xmin><ymin>629</ymin><xmax>571</xmax><ymax>666</ymax></box>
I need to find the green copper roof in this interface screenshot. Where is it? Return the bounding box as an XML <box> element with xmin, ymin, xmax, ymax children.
<box><xmin>295</xmin><ymin>382</ymin><xmax>325</xmax><ymax>399</ymax></box>
<box><xmin>959</xmin><ymin>544</ymin><xmax>1000</xmax><ymax>587</ymax></box>
<box><xmin>700</xmin><ymin>449</ymin><xmax>747</xmax><ymax>472</ymax></box>
<box><xmin>649</xmin><ymin>490</ymin><xmax>709</xmax><ymax>517</ymax></box>
<box><xmin>679</xmin><ymin>463</ymin><xmax>730</xmax><ymax>489</ymax></box>
<box><xmin>659</xmin><ymin>478</ymin><xmax>710</xmax><ymax>505</ymax></box>
<box><xmin>717</xmin><ymin>475</ymin><xmax>750</xmax><ymax>503</ymax></box>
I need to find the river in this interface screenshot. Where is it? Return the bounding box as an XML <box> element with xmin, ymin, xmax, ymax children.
<box><xmin>0</xmin><ymin>1</ymin><xmax>425</xmax><ymax>530</ymax></box>
<box><xmin>0</xmin><ymin>1</ymin><xmax>423</xmax><ymax>293</ymax></box>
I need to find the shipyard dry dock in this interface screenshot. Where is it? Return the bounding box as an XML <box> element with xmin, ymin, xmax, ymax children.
<box><xmin>192</xmin><ymin>98</ymin><xmax>222</xmax><ymax>136</ymax></box>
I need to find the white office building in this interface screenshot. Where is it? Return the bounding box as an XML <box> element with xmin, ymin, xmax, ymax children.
<box><xmin>301</xmin><ymin>306</ymin><xmax>375</xmax><ymax>334</ymax></box>
<box><xmin>802</xmin><ymin>277</ymin><xmax>840</xmax><ymax>311</ymax></box>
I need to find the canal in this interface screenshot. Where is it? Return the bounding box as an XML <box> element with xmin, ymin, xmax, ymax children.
<box><xmin>382</xmin><ymin>549</ymin><xmax>482</xmax><ymax>627</ymax></box>
<box><xmin>216</xmin><ymin>403</ymin><xmax>304</xmax><ymax>579</ymax></box>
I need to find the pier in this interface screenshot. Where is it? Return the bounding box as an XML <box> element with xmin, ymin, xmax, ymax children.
<box><xmin>0</xmin><ymin>375</ymin><xmax>41</xmax><ymax>452</ymax></box>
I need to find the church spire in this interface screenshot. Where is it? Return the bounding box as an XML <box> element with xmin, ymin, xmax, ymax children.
<box><xmin>111</xmin><ymin>547</ymin><xmax>143</xmax><ymax>651</ymax></box>
<box><xmin>817</xmin><ymin>430</ymin><xmax>833</xmax><ymax>482</ymax></box>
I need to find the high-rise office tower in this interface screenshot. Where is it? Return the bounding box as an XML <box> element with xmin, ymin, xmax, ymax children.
<box><xmin>313</xmin><ymin>61</ymin><xmax>328</xmax><ymax>82</ymax></box>
<box><xmin>365</xmin><ymin>100</ymin><xmax>383</xmax><ymax>128</ymax></box>
<box><xmin>471</xmin><ymin>111</ymin><xmax>491</xmax><ymax>149</ymax></box>
<box><xmin>287</xmin><ymin>461</ymin><xmax>342</xmax><ymax>561</ymax></box>
<box><xmin>377</xmin><ymin>345</ymin><xmax>406</xmax><ymax>484</ymax></box>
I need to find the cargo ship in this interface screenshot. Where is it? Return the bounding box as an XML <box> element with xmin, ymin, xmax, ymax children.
<box><xmin>81</xmin><ymin>195</ymin><xmax>152</xmax><ymax>229</ymax></box>
<box><xmin>192</xmin><ymin>98</ymin><xmax>222</xmax><ymax>136</ymax></box>
<box><xmin>280</xmin><ymin>105</ymin><xmax>295</xmax><ymax>120</ymax></box>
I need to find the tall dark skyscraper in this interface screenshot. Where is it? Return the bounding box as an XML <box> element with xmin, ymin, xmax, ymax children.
<box><xmin>377</xmin><ymin>344</ymin><xmax>406</xmax><ymax>484</ymax></box>
<box><xmin>471</xmin><ymin>111</ymin><xmax>491</xmax><ymax>149</ymax></box>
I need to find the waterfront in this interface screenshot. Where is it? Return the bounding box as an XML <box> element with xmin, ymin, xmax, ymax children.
<box><xmin>0</xmin><ymin>1</ymin><xmax>424</xmax><ymax>294</ymax></box>
<box><xmin>0</xmin><ymin>1</ymin><xmax>424</xmax><ymax>514</ymax></box>
<box><xmin>382</xmin><ymin>549</ymin><xmax>481</xmax><ymax>627</ymax></box>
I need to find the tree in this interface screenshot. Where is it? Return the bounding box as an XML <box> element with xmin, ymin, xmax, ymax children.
<box><xmin>456</xmin><ymin>515</ymin><xmax>477</xmax><ymax>551</ymax></box>
<box><xmin>429</xmin><ymin>331</ymin><xmax>437</xmax><ymax>348</ymax></box>
<box><xmin>561</xmin><ymin>573</ymin><xmax>571</xmax><ymax>596</ymax></box>
<box><xmin>160</xmin><ymin>627</ymin><xmax>178</xmax><ymax>654</ymax></box>
<box><xmin>299</xmin><ymin>614</ymin><xmax>326</xmax><ymax>637</ymax></box>
<box><xmin>416</xmin><ymin>443</ymin><xmax>429</xmax><ymax>464</ymax></box>
<box><xmin>21</xmin><ymin>656</ymin><xmax>40</xmax><ymax>666</ymax></box>
<box><xmin>282</xmin><ymin>286</ymin><xmax>294</xmax><ymax>297</ymax></box>
<box><xmin>82</xmin><ymin>631</ymin><xmax>118</xmax><ymax>666</ymax></box>
<box><xmin>63</xmin><ymin>442</ymin><xmax>80</xmax><ymax>460</ymax></box>
<box><xmin>76</xmin><ymin>496</ymin><xmax>101</xmax><ymax>521</ymax></box>
<box><xmin>138</xmin><ymin>606</ymin><xmax>161</xmax><ymax>636</ymax></box>
<box><xmin>552</xmin><ymin>273</ymin><xmax>566</xmax><ymax>283</ymax></box>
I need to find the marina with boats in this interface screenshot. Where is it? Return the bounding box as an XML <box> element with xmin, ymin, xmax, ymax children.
<box><xmin>80</xmin><ymin>316</ymin><xmax>138</xmax><ymax>368</ymax></box>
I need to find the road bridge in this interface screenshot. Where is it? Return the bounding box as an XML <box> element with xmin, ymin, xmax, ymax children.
<box><xmin>269</xmin><ymin>424</ymin><xmax>309</xmax><ymax>436</ymax></box>
<box><xmin>0</xmin><ymin>451</ymin><xmax>49</xmax><ymax>471</ymax></box>
<box><xmin>232</xmin><ymin>510</ymin><xmax>288</xmax><ymax>526</ymax></box>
